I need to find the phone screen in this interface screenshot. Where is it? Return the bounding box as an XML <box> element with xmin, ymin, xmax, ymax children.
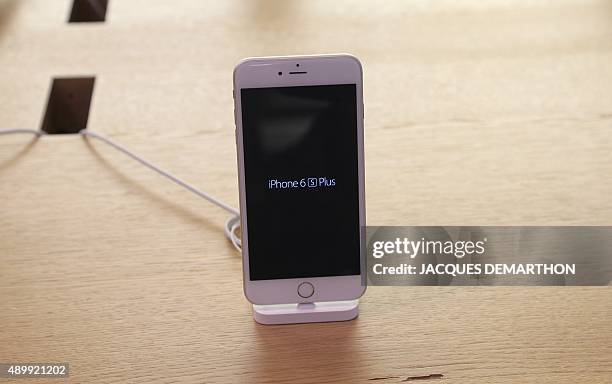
<box><xmin>241</xmin><ymin>84</ymin><xmax>361</xmax><ymax>281</ymax></box>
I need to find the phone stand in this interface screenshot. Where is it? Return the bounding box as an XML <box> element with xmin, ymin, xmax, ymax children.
<box><xmin>252</xmin><ymin>300</ymin><xmax>359</xmax><ymax>325</ymax></box>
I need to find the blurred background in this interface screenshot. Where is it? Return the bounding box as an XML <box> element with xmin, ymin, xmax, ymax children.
<box><xmin>2</xmin><ymin>0</ymin><xmax>611</xmax><ymax>225</ymax></box>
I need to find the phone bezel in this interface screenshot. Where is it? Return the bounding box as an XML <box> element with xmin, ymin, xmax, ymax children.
<box><xmin>233</xmin><ymin>54</ymin><xmax>366</xmax><ymax>305</ymax></box>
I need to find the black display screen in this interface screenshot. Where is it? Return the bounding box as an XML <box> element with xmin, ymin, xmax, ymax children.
<box><xmin>241</xmin><ymin>84</ymin><xmax>361</xmax><ymax>281</ymax></box>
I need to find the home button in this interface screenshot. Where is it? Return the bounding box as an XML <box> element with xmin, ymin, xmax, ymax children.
<box><xmin>297</xmin><ymin>282</ymin><xmax>314</xmax><ymax>298</ymax></box>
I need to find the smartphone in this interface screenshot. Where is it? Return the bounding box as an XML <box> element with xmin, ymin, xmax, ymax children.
<box><xmin>233</xmin><ymin>54</ymin><xmax>366</xmax><ymax>305</ymax></box>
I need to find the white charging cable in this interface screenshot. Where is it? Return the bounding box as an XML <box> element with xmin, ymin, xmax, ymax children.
<box><xmin>0</xmin><ymin>128</ymin><xmax>242</xmax><ymax>252</ymax></box>
<box><xmin>0</xmin><ymin>128</ymin><xmax>45</xmax><ymax>136</ymax></box>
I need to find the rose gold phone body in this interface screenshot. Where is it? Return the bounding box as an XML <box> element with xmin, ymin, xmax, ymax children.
<box><xmin>234</xmin><ymin>54</ymin><xmax>366</xmax><ymax>305</ymax></box>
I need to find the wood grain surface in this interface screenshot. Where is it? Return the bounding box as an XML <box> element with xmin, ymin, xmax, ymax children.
<box><xmin>1</xmin><ymin>1</ymin><xmax>611</xmax><ymax>382</ymax></box>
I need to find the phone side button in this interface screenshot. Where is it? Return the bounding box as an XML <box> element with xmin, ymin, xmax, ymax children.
<box><xmin>297</xmin><ymin>282</ymin><xmax>314</xmax><ymax>298</ymax></box>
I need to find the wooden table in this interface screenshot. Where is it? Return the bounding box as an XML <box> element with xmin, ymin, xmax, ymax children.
<box><xmin>1</xmin><ymin>1</ymin><xmax>611</xmax><ymax>382</ymax></box>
